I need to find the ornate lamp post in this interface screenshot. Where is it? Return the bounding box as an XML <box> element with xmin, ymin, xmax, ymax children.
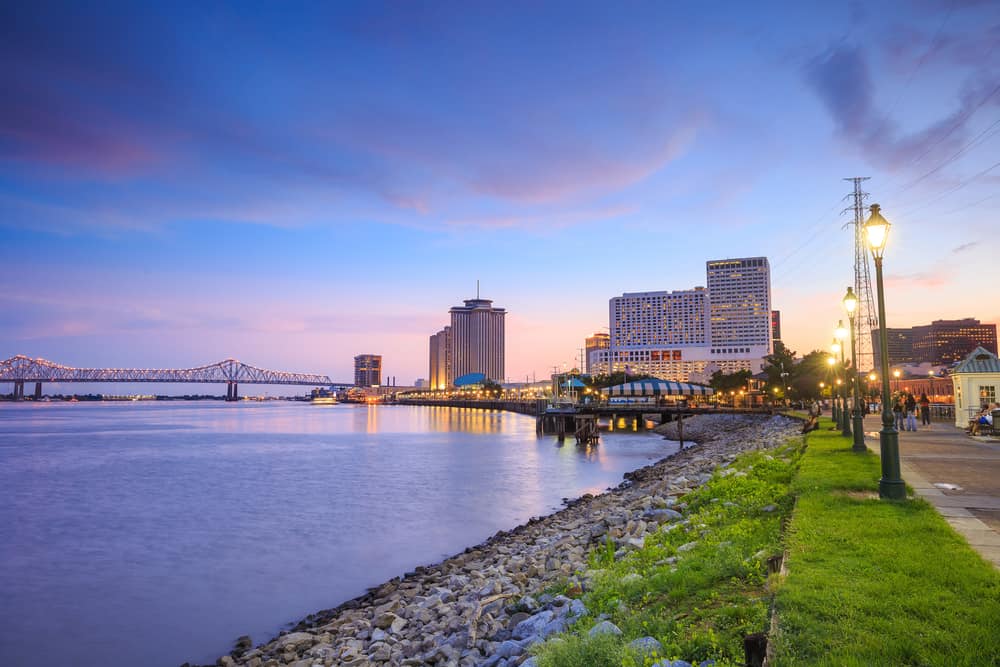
<box><xmin>834</xmin><ymin>320</ymin><xmax>851</xmax><ymax>437</ymax></box>
<box><xmin>865</xmin><ymin>203</ymin><xmax>905</xmax><ymax>500</ymax></box>
<box><xmin>828</xmin><ymin>348</ymin><xmax>841</xmax><ymax>426</ymax></box>
<box><xmin>843</xmin><ymin>287</ymin><xmax>866</xmax><ymax>451</ymax></box>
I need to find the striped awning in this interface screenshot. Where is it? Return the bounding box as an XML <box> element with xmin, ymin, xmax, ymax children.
<box><xmin>601</xmin><ymin>380</ymin><xmax>714</xmax><ymax>396</ymax></box>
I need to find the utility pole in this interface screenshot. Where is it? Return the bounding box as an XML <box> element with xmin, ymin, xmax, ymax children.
<box><xmin>842</xmin><ymin>177</ymin><xmax>877</xmax><ymax>373</ymax></box>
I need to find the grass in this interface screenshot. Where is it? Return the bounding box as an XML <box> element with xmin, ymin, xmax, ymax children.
<box><xmin>530</xmin><ymin>417</ymin><xmax>1000</xmax><ymax>666</ymax></box>
<box><xmin>770</xmin><ymin>420</ymin><xmax>1000</xmax><ymax>666</ymax></box>
<box><xmin>533</xmin><ymin>438</ymin><xmax>806</xmax><ymax>667</ymax></box>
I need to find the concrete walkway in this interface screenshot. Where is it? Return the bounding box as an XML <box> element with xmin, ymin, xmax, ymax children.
<box><xmin>861</xmin><ymin>414</ymin><xmax>1000</xmax><ymax>569</ymax></box>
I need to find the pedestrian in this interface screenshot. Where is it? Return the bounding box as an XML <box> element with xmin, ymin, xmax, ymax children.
<box><xmin>893</xmin><ymin>397</ymin><xmax>905</xmax><ymax>431</ymax></box>
<box><xmin>905</xmin><ymin>393</ymin><xmax>918</xmax><ymax>431</ymax></box>
<box><xmin>919</xmin><ymin>392</ymin><xmax>931</xmax><ymax>426</ymax></box>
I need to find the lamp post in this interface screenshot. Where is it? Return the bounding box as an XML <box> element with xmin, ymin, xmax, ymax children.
<box><xmin>834</xmin><ymin>320</ymin><xmax>851</xmax><ymax>438</ymax></box>
<box><xmin>893</xmin><ymin>369</ymin><xmax>901</xmax><ymax>393</ymax></box>
<box><xmin>827</xmin><ymin>353</ymin><xmax>838</xmax><ymax>425</ymax></box>
<box><xmin>865</xmin><ymin>203</ymin><xmax>905</xmax><ymax>500</ymax></box>
<box><xmin>843</xmin><ymin>287</ymin><xmax>866</xmax><ymax>451</ymax></box>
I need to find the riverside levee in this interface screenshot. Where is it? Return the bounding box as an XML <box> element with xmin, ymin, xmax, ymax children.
<box><xmin>197</xmin><ymin>414</ymin><xmax>799</xmax><ymax>667</ymax></box>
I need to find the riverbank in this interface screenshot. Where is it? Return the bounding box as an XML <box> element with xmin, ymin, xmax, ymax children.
<box><xmin>196</xmin><ymin>413</ymin><xmax>799</xmax><ymax>667</ymax></box>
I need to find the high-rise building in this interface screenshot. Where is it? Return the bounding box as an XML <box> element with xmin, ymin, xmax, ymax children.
<box><xmin>606</xmin><ymin>257</ymin><xmax>772</xmax><ymax>382</ymax></box>
<box><xmin>874</xmin><ymin>319</ymin><xmax>997</xmax><ymax>366</ymax></box>
<box><xmin>771</xmin><ymin>310</ymin><xmax>781</xmax><ymax>346</ymax></box>
<box><xmin>353</xmin><ymin>354</ymin><xmax>382</xmax><ymax>387</ymax></box>
<box><xmin>428</xmin><ymin>326</ymin><xmax>452</xmax><ymax>390</ymax></box>
<box><xmin>609</xmin><ymin>288</ymin><xmax>713</xmax><ymax>379</ymax></box>
<box><xmin>871</xmin><ymin>328</ymin><xmax>914</xmax><ymax>367</ymax></box>
<box><xmin>706</xmin><ymin>257</ymin><xmax>772</xmax><ymax>357</ymax></box>
<box><xmin>584</xmin><ymin>332</ymin><xmax>610</xmax><ymax>374</ymax></box>
<box><xmin>449</xmin><ymin>297</ymin><xmax>506</xmax><ymax>383</ymax></box>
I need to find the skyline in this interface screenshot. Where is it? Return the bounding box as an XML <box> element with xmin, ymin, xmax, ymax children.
<box><xmin>2</xmin><ymin>1</ymin><xmax>999</xmax><ymax>383</ymax></box>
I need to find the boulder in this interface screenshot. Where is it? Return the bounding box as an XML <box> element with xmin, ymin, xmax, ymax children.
<box><xmin>588</xmin><ymin>620</ymin><xmax>623</xmax><ymax>637</ymax></box>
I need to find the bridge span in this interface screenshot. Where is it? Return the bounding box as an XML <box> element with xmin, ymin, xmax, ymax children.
<box><xmin>0</xmin><ymin>355</ymin><xmax>334</xmax><ymax>401</ymax></box>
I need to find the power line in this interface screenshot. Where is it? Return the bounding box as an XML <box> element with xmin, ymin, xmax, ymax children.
<box><xmin>893</xmin><ymin>117</ymin><xmax>1000</xmax><ymax>195</ymax></box>
<box><xmin>884</xmin><ymin>1</ymin><xmax>955</xmax><ymax>121</ymax></box>
<box><xmin>900</xmin><ymin>159</ymin><xmax>1000</xmax><ymax>215</ymax></box>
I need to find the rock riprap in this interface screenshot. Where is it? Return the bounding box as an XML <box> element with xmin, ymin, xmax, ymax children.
<box><xmin>196</xmin><ymin>414</ymin><xmax>798</xmax><ymax>667</ymax></box>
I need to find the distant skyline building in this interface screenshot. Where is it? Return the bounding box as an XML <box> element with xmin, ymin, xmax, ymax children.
<box><xmin>771</xmin><ymin>310</ymin><xmax>781</xmax><ymax>346</ymax></box>
<box><xmin>706</xmin><ymin>257</ymin><xmax>772</xmax><ymax>358</ymax></box>
<box><xmin>873</xmin><ymin>318</ymin><xmax>998</xmax><ymax>367</ymax></box>
<box><xmin>449</xmin><ymin>296</ymin><xmax>506</xmax><ymax>384</ymax></box>
<box><xmin>607</xmin><ymin>257</ymin><xmax>772</xmax><ymax>382</ymax></box>
<box><xmin>585</xmin><ymin>332</ymin><xmax>610</xmax><ymax>374</ymax></box>
<box><xmin>353</xmin><ymin>354</ymin><xmax>382</xmax><ymax>387</ymax></box>
<box><xmin>428</xmin><ymin>326</ymin><xmax>452</xmax><ymax>390</ymax></box>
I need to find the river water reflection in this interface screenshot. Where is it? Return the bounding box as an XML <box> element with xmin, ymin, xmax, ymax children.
<box><xmin>0</xmin><ymin>401</ymin><xmax>677</xmax><ymax>667</ymax></box>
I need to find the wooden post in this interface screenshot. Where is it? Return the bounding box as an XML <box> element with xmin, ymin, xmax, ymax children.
<box><xmin>678</xmin><ymin>413</ymin><xmax>684</xmax><ymax>447</ymax></box>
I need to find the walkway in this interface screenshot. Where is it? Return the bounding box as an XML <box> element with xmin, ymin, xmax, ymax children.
<box><xmin>862</xmin><ymin>414</ymin><xmax>1000</xmax><ymax>569</ymax></box>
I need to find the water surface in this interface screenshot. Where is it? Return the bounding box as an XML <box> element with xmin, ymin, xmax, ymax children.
<box><xmin>0</xmin><ymin>401</ymin><xmax>676</xmax><ymax>667</ymax></box>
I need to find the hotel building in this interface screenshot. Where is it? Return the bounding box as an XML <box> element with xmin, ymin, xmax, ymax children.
<box><xmin>607</xmin><ymin>257</ymin><xmax>772</xmax><ymax>382</ymax></box>
<box><xmin>428</xmin><ymin>326</ymin><xmax>452</xmax><ymax>390</ymax></box>
<box><xmin>585</xmin><ymin>332</ymin><xmax>610</xmax><ymax>374</ymax></box>
<box><xmin>353</xmin><ymin>354</ymin><xmax>382</xmax><ymax>387</ymax></box>
<box><xmin>448</xmin><ymin>296</ymin><xmax>506</xmax><ymax>384</ymax></box>
<box><xmin>873</xmin><ymin>318</ymin><xmax>998</xmax><ymax>366</ymax></box>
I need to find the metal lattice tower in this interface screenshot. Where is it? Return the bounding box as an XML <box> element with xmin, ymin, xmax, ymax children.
<box><xmin>843</xmin><ymin>177</ymin><xmax>877</xmax><ymax>372</ymax></box>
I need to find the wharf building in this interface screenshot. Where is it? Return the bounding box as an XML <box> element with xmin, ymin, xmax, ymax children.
<box><xmin>428</xmin><ymin>326</ymin><xmax>452</xmax><ymax>391</ymax></box>
<box><xmin>607</xmin><ymin>257</ymin><xmax>772</xmax><ymax>382</ymax></box>
<box><xmin>872</xmin><ymin>318</ymin><xmax>998</xmax><ymax>367</ymax></box>
<box><xmin>353</xmin><ymin>354</ymin><xmax>382</xmax><ymax>387</ymax></box>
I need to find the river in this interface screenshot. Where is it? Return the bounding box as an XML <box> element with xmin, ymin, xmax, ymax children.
<box><xmin>0</xmin><ymin>401</ymin><xmax>677</xmax><ymax>667</ymax></box>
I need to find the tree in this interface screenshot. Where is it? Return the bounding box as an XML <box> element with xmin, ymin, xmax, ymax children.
<box><xmin>709</xmin><ymin>369</ymin><xmax>752</xmax><ymax>393</ymax></box>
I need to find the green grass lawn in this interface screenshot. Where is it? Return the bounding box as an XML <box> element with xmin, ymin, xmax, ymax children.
<box><xmin>534</xmin><ymin>439</ymin><xmax>805</xmax><ymax>667</ymax></box>
<box><xmin>771</xmin><ymin>421</ymin><xmax>1000</xmax><ymax>666</ymax></box>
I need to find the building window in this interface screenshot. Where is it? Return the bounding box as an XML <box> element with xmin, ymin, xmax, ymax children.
<box><xmin>979</xmin><ymin>385</ymin><xmax>996</xmax><ymax>408</ymax></box>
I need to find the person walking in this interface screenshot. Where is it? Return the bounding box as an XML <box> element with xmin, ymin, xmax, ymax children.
<box><xmin>905</xmin><ymin>393</ymin><xmax>918</xmax><ymax>431</ymax></box>
<box><xmin>893</xmin><ymin>396</ymin><xmax>906</xmax><ymax>432</ymax></box>
<box><xmin>919</xmin><ymin>392</ymin><xmax>931</xmax><ymax>426</ymax></box>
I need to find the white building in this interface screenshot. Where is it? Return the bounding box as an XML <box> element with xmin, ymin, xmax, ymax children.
<box><xmin>606</xmin><ymin>257</ymin><xmax>772</xmax><ymax>382</ymax></box>
<box><xmin>706</xmin><ymin>257</ymin><xmax>772</xmax><ymax>361</ymax></box>
<box><xmin>449</xmin><ymin>297</ymin><xmax>506</xmax><ymax>384</ymax></box>
<box><xmin>951</xmin><ymin>346</ymin><xmax>1000</xmax><ymax>427</ymax></box>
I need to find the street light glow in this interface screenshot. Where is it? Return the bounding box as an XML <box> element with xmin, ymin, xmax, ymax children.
<box><xmin>834</xmin><ymin>319</ymin><xmax>848</xmax><ymax>342</ymax></box>
<box><xmin>843</xmin><ymin>286</ymin><xmax>858</xmax><ymax>315</ymax></box>
<box><xmin>864</xmin><ymin>203</ymin><xmax>891</xmax><ymax>259</ymax></box>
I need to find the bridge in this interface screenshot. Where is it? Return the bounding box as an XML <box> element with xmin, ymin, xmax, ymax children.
<box><xmin>0</xmin><ymin>355</ymin><xmax>333</xmax><ymax>401</ymax></box>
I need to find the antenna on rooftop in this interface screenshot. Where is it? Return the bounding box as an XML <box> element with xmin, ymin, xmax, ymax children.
<box><xmin>476</xmin><ymin>279</ymin><xmax>480</xmax><ymax>299</ymax></box>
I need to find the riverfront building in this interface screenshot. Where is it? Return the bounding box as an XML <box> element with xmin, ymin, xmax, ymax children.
<box><xmin>428</xmin><ymin>326</ymin><xmax>452</xmax><ymax>391</ymax></box>
<box><xmin>873</xmin><ymin>318</ymin><xmax>998</xmax><ymax>366</ymax></box>
<box><xmin>585</xmin><ymin>332</ymin><xmax>610</xmax><ymax>374</ymax></box>
<box><xmin>607</xmin><ymin>257</ymin><xmax>772</xmax><ymax>382</ymax></box>
<box><xmin>448</xmin><ymin>297</ymin><xmax>506</xmax><ymax>384</ymax></box>
<box><xmin>353</xmin><ymin>354</ymin><xmax>382</xmax><ymax>387</ymax></box>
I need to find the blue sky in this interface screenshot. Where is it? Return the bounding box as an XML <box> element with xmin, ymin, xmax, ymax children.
<box><xmin>2</xmin><ymin>0</ymin><xmax>998</xmax><ymax>384</ymax></box>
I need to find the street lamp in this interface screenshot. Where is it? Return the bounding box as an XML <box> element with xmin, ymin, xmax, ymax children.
<box><xmin>826</xmin><ymin>348</ymin><xmax>843</xmax><ymax>428</ymax></box>
<box><xmin>843</xmin><ymin>287</ymin><xmax>866</xmax><ymax>451</ymax></box>
<box><xmin>834</xmin><ymin>320</ymin><xmax>851</xmax><ymax>438</ymax></box>
<box><xmin>893</xmin><ymin>369</ymin><xmax>901</xmax><ymax>393</ymax></box>
<box><xmin>865</xmin><ymin>203</ymin><xmax>905</xmax><ymax>500</ymax></box>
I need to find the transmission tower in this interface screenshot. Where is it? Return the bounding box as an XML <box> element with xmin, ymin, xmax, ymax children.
<box><xmin>843</xmin><ymin>177</ymin><xmax>877</xmax><ymax>372</ymax></box>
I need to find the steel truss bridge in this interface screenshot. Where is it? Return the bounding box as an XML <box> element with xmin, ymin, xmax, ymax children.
<box><xmin>0</xmin><ymin>355</ymin><xmax>333</xmax><ymax>401</ymax></box>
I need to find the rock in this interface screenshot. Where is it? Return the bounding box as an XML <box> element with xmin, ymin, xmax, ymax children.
<box><xmin>645</xmin><ymin>508</ymin><xmax>684</xmax><ymax>522</ymax></box>
<box><xmin>521</xmin><ymin>659</ymin><xmax>538</xmax><ymax>667</ymax></box>
<box><xmin>233</xmin><ymin>635</ymin><xmax>253</xmax><ymax>654</ymax></box>
<box><xmin>217</xmin><ymin>657</ymin><xmax>236</xmax><ymax>667</ymax></box>
<box><xmin>588</xmin><ymin>620</ymin><xmax>623</xmax><ymax>637</ymax></box>
<box><xmin>495</xmin><ymin>639</ymin><xmax>525</xmax><ymax>658</ymax></box>
<box><xmin>761</xmin><ymin>504</ymin><xmax>778</xmax><ymax>513</ymax></box>
<box><xmin>275</xmin><ymin>632</ymin><xmax>315</xmax><ymax>649</ymax></box>
<box><xmin>677</xmin><ymin>541</ymin><xmax>699</xmax><ymax>552</ymax></box>
<box><xmin>370</xmin><ymin>628</ymin><xmax>388</xmax><ymax>642</ymax></box>
<box><xmin>567</xmin><ymin>598</ymin><xmax>587</xmax><ymax>618</ymax></box>
<box><xmin>512</xmin><ymin>610</ymin><xmax>554</xmax><ymax>640</ymax></box>
<box><xmin>628</xmin><ymin>636</ymin><xmax>664</xmax><ymax>658</ymax></box>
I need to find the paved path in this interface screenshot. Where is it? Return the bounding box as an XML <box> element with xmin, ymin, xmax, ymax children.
<box><xmin>861</xmin><ymin>414</ymin><xmax>1000</xmax><ymax>569</ymax></box>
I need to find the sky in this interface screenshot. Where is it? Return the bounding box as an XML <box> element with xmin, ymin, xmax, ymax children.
<box><xmin>2</xmin><ymin>0</ymin><xmax>998</xmax><ymax>387</ymax></box>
